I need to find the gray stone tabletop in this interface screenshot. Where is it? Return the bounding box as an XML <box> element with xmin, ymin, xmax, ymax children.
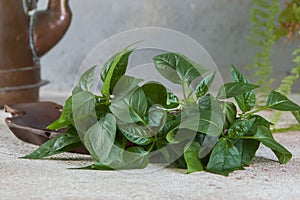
<box><xmin>1</xmin><ymin>92</ymin><xmax>300</xmax><ymax>200</ymax></box>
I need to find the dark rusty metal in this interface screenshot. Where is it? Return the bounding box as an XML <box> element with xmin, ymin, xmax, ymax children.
<box><xmin>4</xmin><ymin>102</ymin><xmax>89</xmax><ymax>155</ymax></box>
<box><xmin>0</xmin><ymin>0</ymin><xmax>72</xmax><ymax>107</ymax></box>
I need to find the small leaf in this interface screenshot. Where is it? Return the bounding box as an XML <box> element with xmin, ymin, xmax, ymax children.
<box><xmin>251</xmin><ymin>115</ymin><xmax>274</xmax><ymax>128</ymax></box>
<box><xmin>166</xmin><ymin>92</ymin><xmax>179</xmax><ymax>109</ymax></box>
<box><xmin>142</xmin><ymin>82</ymin><xmax>168</xmax><ymax>107</ymax></box>
<box><xmin>246</xmin><ymin>125</ymin><xmax>292</xmax><ymax>164</ymax></box>
<box><xmin>195</xmin><ymin>72</ymin><xmax>216</xmax><ymax>98</ymax></box>
<box><xmin>228</xmin><ymin>118</ymin><xmax>255</xmax><ymax>138</ymax></box>
<box><xmin>234</xmin><ymin>139</ymin><xmax>260</xmax><ymax>165</ymax></box>
<box><xmin>222</xmin><ymin>102</ymin><xmax>237</xmax><ymax>129</ymax></box>
<box><xmin>184</xmin><ymin>142</ymin><xmax>203</xmax><ymax>174</ymax></box>
<box><xmin>266</xmin><ymin>91</ymin><xmax>300</xmax><ymax>111</ymax></box>
<box><xmin>118</xmin><ymin>124</ymin><xmax>153</xmax><ymax>145</ymax></box>
<box><xmin>47</xmin><ymin>96</ymin><xmax>73</xmax><ymax>130</ymax></box>
<box><xmin>129</xmin><ymin>88</ymin><xmax>148</xmax><ymax>123</ymax></box>
<box><xmin>217</xmin><ymin>82</ymin><xmax>259</xmax><ymax>99</ymax></box>
<box><xmin>84</xmin><ymin>114</ymin><xmax>117</xmax><ymax>162</ymax></box>
<box><xmin>101</xmin><ymin>48</ymin><xmax>134</xmax><ymax>96</ymax></box>
<box><xmin>23</xmin><ymin>128</ymin><xmax>82</xmax><ymax>159</ymax></box>
<box><xmin>73</xmin><ymin>66</ymin><xmax>97</xmax><ymax>94</ymax></box>
<box><xmin>153</xmin><ymin>52</ymin><xmax>207</xmax><ymax>85</ymax></box>
<box><xmin>207</xmin><ymin>138</ymin><xmax>242</xmax><ymax>176</ymax></box>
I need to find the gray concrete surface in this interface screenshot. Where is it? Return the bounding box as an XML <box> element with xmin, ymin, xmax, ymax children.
<box><xmin>1</xmin><ymin>93</ymin><xmax>300</xmax><ymax>199</ymax></box>
<box><xmin>38</xmin><ymin>0</ymin><xmax>300</xmax><ymax>93</ymax></box>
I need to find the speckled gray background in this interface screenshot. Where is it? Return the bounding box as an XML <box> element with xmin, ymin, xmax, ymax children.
<box><xmin>38</xmin><ymin>0</ymin><xmax>300</xmax><ymax>92</ymax></box>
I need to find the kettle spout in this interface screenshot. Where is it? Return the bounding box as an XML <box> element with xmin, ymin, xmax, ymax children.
<box><xmin>32</xmin><ymin>0</ymin><xmax>72</xmax><ymax>57</ymax></box>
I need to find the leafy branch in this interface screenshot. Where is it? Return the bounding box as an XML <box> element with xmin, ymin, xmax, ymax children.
<box><xmin>23</xmin><ymin>46</ymin><xmax>300</xmax><ymax>176</ymax></box>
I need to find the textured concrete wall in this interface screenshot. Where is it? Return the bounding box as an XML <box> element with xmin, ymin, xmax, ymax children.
<box><xmin>39</xmin><ymin>0</ymin><xmax>300</xmax><ymax>92</ymax></box>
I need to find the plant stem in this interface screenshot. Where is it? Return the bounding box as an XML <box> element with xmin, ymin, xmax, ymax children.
<box><xmin>244</xmin><ymin>106</ymin><xmax>270</xmax><ymax>117</ymax></box>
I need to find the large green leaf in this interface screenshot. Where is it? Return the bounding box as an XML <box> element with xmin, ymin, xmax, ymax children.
<box><xmin>228</xmin><ymin>118</ymin><xmax>256</xmax><ymax>138</ymax></box>
<box><xmin>47</xmin><ymin>96</ymin><xmax>73</xmax><ymax>130</ymax></box>
<box><xmin>184</xmin><ymin>142</ymin><xmax>203</xmax><ymax>174</ymax></box>
<box><xmin>217</xmin><ymin>82</ymin><xmax>259</xmax><ymax>99</ymax></box>
<box><xmin>244</xmin><ymin>125</ymin><xmax>292</xmax><ymax>164</ymax></box>
<box><xmin>231</xmin><ymin>65</ymin><xmax>256</xmax><ymax>113</ymax></box>
<box><xmin>111</xmin><ymin>75</ymin><xmax>143</xmax><ymax>99</ymax></box>
<box><xmin>141</xmin><ymin>82</ymin><xmax>168</xmax><ymax>107</ymax></box>
<box><xmin>118</xmin><ymin>124</ymin><xmax>153</xmax><ymax>145</ymax></box>
<box><xmin>109</xmin><ymin>76</ymin><xmax>143</xmax><ymax>123</ymax></box>
<box><xmin>84</xmin><ymin>114</ymin><xmax>117</xmax><ymax>162</ymax></box>
<box><xmin>101</xmin><ymin>48</ymin><xmax>134</xmax><ymax>96</ymax></box>
<box><xmin>73</xmin><ymin>66</ymin><xmax>97</xmax><ymax>94</ymax></box>
<box><xmin>153</xmin><ymin>52</ymin><xmax>207</xmax><ymax>85</ymax></box>
<box><xmin>72</xmin><ymin>92</ymin><xmax>97</xmax><ymax>138</ymax></box>
<box><xmin>234</xmin><ymin>139</ymin><xmax>260</xmax><ymax>165</ymax></box>
<box><xmin>266</xmin><ymin>91</ymin><xmax>300</xmax><ymax>111</ymax></box>
<box><xmin>195</xmin><ymin>72</ymin><xmax>216</xmax><ymax>98</ymax></box>
<box><xmin>180</xmin><ymin>102</ymin><xmax>224</xmax><ymax>137</ymax></box>
<box><xmin>23</xmin><ymin>128</ymin><xmax>82</xmax><ymax>159</ymax></box>
<box><xmin>207</xmin><ymin>138</ymin><xmax>242</xmax><ymax>176</ymax></box>
<box><xmin>129</xmin><ymin>88</ymin><xmax>148</xmax><ymax>123</ymax></box>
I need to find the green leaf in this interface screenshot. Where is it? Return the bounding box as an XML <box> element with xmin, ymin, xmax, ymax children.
<box><xmin>129</xmin><ymin>88</ymin><xmax>148</xmax><ymax>123</ymax></box>
<box><xmin>230</xmin><ymin>65</ymin><xmax>256</xmax><ymax>113</ymax></box>
<box><xmin>195</xmin><ymin>72</ymin><xmax>216</xmax><ymax>98</ymax></box>
<box><xmin>147</xmin><ymin>106</ymin><xmax>167</xmax><ymax>128</ymax></box>
<box><xmin>84</xmin><ymin>114</ymin><xmax>117</xmax><ymax>162</ymax></box>
<box><xmin>120</xmin><ymin>146</ymin><xmax>150</xmax><ymax>169</ymax></box>
<box><xmin>217</xmin><ymin>82</ymin><xmax>259</xmax><ymax>99</ymax></box>
<box><xmin>234</xmin><ymin>139</ymin><xmax>260</xmax><ymax>165</ymax></box>
<box><xmin>101</xmin><ymin>48</ymin><xmax>134</xmax><ymax>96</ymax></box>
<box><xmin>245</xmin><ymin>125</ymin><xmax>292</xmax><ymax>164</ymax></box>
<box><xmin>184</xmin><ymin>142</ymin><xmax>203</xmax><ymax>174</ymax></box>
<box><xmin>228</xmin><ymin>118</ymin><xmax>255</xmax><ymax>138</ymax></box>
<box><xmin>222</xmin><ymin>102</ymin><xmax>237</xmax><ymax>129</ymax></box>
<box><xmin>292</xmin><ymin>111</ymin><xmax>300</xmax><ymax>124</ymax></box>
<box><xmin>47</xmin><ymin>96</ymin><xmax>73</xmax><ymax>130</ymax></box>
<box><xmin>111</xmin><ymin>75</ymin><xmax>143</xmax><ymax>99</ymax></box>
<box><xmin>166</xmin><ymin>92</ymin><xmax>179</xmax><ymax>109</ymax></box>
<box><xmin>73</xmin><ymin>66</ymin><xmax>97</xmax><ymax>94</ymax></box>
<box><xmin>109</xmin><ymin>76</ymin><xmax>143</xmax><ymax>123</ymax></box>
<box><xmin>181</xmin><ymin>102</ymin><xmax>224</xmax><ymax>137</ymax></box>
<box><xmin>141</xmin><ymin>82</ymin><xmax>168</xmax><ymax>107</ymax></box>
<box><xmin>251</xmin><ymin>115</ymin><xmax>274</xmax><ymax>128</ymax></box>
<box><xmin>72</xmin><ymin>92</ymin><xmax>97</xmax><ymax>138</ymax></box>
<box><xmin>153</xmin><ymin>52</ymin><xmax>207</xmax><ymax>85</ymax></box>
<box><xmin>266</xmin><ymin>91</ymin><xmax>300</xmax><ymax>111</ymax></box>
<box><xmin>118</xmin><ymin>124</ymin><xmax>153</xmax><ymax>145</ymax></box>
<box><xmin>207</xmin><ymin>138</ymin><xmax>242</xmax><ymax>176</ymax></box>
<box><xmin>23</xmin><ymin>128</ymin><xmax>82</xmax><ymax>159</ymax></box>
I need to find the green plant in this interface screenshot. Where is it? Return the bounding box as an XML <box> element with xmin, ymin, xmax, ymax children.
<box><xmin>247</xmin><ymin>0</ymin><xmax>280</xmax><ymax>103</ymax></box>
<box><xmin>23</xmin><ymin>46</ymin><xmax>300</xmax><ymax>176</ymax></box>
<box><xmin>271</xmin><ymin>1</ymin><xmax>300</xmax><ymax>124</ymax></box>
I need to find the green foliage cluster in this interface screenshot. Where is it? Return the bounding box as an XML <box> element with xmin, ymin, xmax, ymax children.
<box><xmin>23</xmin><ymin>46</ymin><xmax>300</xmax><ymax>176</ymax></box>
<box><xmin>275</xmin><ymin>0</ymin><xmax>300</xmax><ymax>42</ymax></box>
<box><xmin>248</xmin><ymin>0</ymin><xmax>280</xmax><ymax>102</ymax></box>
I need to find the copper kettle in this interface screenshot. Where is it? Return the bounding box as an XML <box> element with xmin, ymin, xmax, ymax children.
<box><xmin>0</xmin><ymin>0</ymin><xmax>72</xmax><ymax>107</ymax></box>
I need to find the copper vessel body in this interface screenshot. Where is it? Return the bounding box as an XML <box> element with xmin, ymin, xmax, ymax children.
<box><xmin>0</xmin><ymin>0</ymin><xmax>72</xmax><ymax>107</ymax></box>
